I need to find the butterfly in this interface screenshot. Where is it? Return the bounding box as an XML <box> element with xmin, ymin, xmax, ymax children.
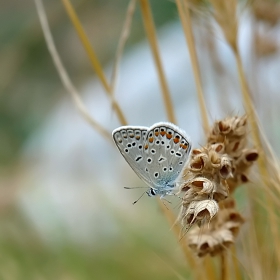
<box><xmin>112</xmin><ymin>122</ymin><xmax>192</xmax><ymax>201</ymax></box>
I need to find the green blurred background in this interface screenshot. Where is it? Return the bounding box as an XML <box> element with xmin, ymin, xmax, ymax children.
<box><xmin>0</xmin><ymin>1</ymin><xmax>191</xmax><ymax>279</ymax></box>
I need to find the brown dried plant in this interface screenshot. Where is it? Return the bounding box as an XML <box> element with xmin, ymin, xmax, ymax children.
<box><xmin>179</xmin><ymin>115</ymin><xmax>258</xmax><ymax>257</ymax></box>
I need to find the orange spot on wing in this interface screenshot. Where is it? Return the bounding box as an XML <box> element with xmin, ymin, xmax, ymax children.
<box><xmin>155</xmin><ymin>131</ymin><xmax>159</xmax><ymax>136</ymax></box>
<box><xmin>166</xmin><ymin>133</ymin><xmax>172</xmax><ymax>139</ymax></box>
<box><xmin>160</xmin><ymin>131</ymin><xmax>166</xmax><ymax>136</ymax></box>
<box><xmin>135</xmin><ymin>136</ymin><xmax>140</xmax><ymax>140</ymax></box>
<box><xmin>144</xmin><ymin>144</ymin><xmax>149</xmax><ymax>150</ymax></box>
<box><xmin>173</xmin><ymin>138</ymin><xmax>180</xmax><ymax>144</ymax></box>
<box><xmin>180</xmin><ymin>144</ymin><xmax>189</xmax><ymax>150</ymax></box>
<box><xmin>149</xmin><ymin>137</ymin><xmax>154</xmax><ymax>143</ymax></box>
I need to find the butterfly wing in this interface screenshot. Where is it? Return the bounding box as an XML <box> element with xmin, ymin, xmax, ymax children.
<box><xmin>142</xmin><ymin>122</ymin><xmax>192</xmax><ymax>189</ymax></box>
<box><xmin>112</xmin><ymin>126</ymin><xmax>153</xmax><ymax>188</ymax></box>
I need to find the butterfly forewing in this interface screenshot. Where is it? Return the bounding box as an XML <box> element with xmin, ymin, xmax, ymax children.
<box><xmin>112</xmin><ymin>126</ymin><xmax>153</xmax><ymax>187</ymax></box>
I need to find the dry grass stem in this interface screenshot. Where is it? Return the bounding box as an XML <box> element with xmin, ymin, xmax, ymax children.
<box><xmin>176</xmin><ymin>0</ymin><xmax>210</xmax><ymax>134</ymax></box>
<box><xmin>139</xmin><ymin>0</ymin><xmax>177</xmax><ymax>124</ymax></box>
<box><xmin>110</xmin><ymin>0</ymin><xmax>137</xmax><ymax>92</ymax></box>
<box><xmin>208</xmin><ymin>0</ymin><xmax>238</xmax><ymax>52</ymax></box>
<box><xmin>35</xmin><ymin>0</ymin><xmax>111</xmax><ymax>141</ymax></box>
<box><xmin>230</xmin><ymin>246</ymin><xmax>242</xmax><ymax>280</ymax></box>
<box><xmin>158</xmin><ymin>202</ymin><xmax>198</xmax><ymax>274</ymax></box>
<box><xmin>61</xmin><ymin>0</ymin><xmax>127</xmax><ymax>125</ymax></box>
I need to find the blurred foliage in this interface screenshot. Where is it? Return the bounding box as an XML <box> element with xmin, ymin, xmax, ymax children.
<box><xmin>0</xmin><ymin>0</ymin><xmax>177</xmax><ymax>166</ymax></box>
<box><xmin>0</xmin><ymin>202</ymin><xmax>190</xmax><ymax>280</ymax></box>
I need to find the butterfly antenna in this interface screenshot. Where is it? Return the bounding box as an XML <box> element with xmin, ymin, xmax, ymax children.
<box><xmin>132</xmin><ymin>191</ymin><xmax>146</xmax><ymax>205</ymax></box>
<box><xmin>124</xmin><ymin>186</ymin><xmax>149</xmax><ymax>189</ymax></box>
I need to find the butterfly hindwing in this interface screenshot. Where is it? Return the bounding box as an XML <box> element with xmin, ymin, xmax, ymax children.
<box><xmin>112</xmin><ymin>126</ymin><xmax>152</xmax><ymax>187</ymax></box>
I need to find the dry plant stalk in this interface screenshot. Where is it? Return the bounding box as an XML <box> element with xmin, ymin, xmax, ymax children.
<box><xmin>176</xmin><ymin>0</ymin><xmax>210</xmax><ymax>134</ymax></box>
<box><xmin>179</xmin><ymin>115</ymin><xmax>258</xmax><ymax>257</ymax></box>
<box><xmin>61</xmin><ymin>0</ymin><xmax>127</xmax><ymax>126</ymax></box>
<box><xmin>35</xmin><ymin>0</ymin><xmax>111</xmax><ymax>141</ymax></box>
<box><xmin>139</xmin><ymin>0</ymin><xmax>177</xmax><ymax>124</ymax></box>
<box><xmin>208</xmin><ymin>0</ymin><xmax>238</xmax><ymax>52</ymax></box>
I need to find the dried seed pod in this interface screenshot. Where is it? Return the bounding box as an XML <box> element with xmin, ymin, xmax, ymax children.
<box><xmin>189</xmin><ymin>177</ymin><xmax>215</xmax><ymax>194</ymax></box>
<box><xmin>219</xmin><ymin>156</ymin><xmax>233</xmax><ymax>179</ymax></box>
<box><xmin>183</xmin><ymin>200</ymin><xmax>219</xmax><ymax>226</ymax></box>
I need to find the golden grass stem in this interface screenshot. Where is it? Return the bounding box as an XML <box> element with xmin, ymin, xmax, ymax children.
<box><xmin>35</xmin><ymin>0</ymin><xmax>111</xmax><ymax>142</ymax></box>
<box><xmin>61</xmin><ymin>0</ymin><xmax>109</xmax><ymax>91</ymax></box>
<box><xmin>231</xmin><ymin>246</ymin><xmax>242</xmax><ymax>280</ymax></box>
<box><xmin>139</xmin><ymin>0</ymin><xmax>177</xmax><ymax>124</ymax></box>
<box><xmin>234</xmin><ymin>49</ymin><xmax>280</xmax><ymax>266</ymax></box>
<box><xmin>110</xmin><ymin>0</ymin><xmax>137</xmax><ymax>93</ymax></box>
<box><xmin>176</xmin><ymin>0</ymin><xmax>210</xmax><ymax>134</ymax></box>
<box><xmin>220</xmin><ymin>252</ymin><xmax>228</xmax><ymax>280</ymax></box>
<box><xmin>61</xmin><ymin>0</ymin><xmax>127</xmax><ymax>125</ymax></box>
<box><xmin>159</xmin><ymin>203</ymin><xmax>209</xmax><ymax>280</ymax></box>
<box><xmin>203</xmin><ymin>256</ymin><xmax>217</xmax><ymax>280</ymax></box>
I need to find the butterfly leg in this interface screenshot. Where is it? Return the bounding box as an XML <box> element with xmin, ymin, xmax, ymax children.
<box><xmin>160</xmin><ymin>194</ymin><xmax>171</xmax><ymax>203</ymax></box>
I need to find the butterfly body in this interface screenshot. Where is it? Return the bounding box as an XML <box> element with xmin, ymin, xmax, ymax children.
<box><xmin>112</xmin><ymin>122</ymin><xmax>191</xmax><ymax>199</ymax></box>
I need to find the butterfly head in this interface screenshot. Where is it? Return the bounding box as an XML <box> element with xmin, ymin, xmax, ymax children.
<box><xmin>146</xmin><ymin>188</ymin><xmax>157</xmax><ymax>197</ymax></box>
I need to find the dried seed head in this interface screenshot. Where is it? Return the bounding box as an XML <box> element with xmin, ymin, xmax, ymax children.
<box><xmin>187</xmin><ymin>199</ymin><xmax>244</xmax><ymax>257</ymax></box>
<box><xmin>179</xmin><ymin>114</ymin><xmax>256</xmax><ymax>241</ymax></box>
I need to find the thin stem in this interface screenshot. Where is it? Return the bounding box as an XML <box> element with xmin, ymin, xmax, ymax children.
<box><xmin>139</xmin><ymin>0</ymin><xmax>177</xmax><ymax>124</ymax></box>
<box><xmin>158</xmin><ymin>202</ymin><xmax>207</xmax><ymax>280</ymax></box>
<box><xmin>176</xmin><ymin>0</ymin><xmax>210</xmax><ymax>134</ymax></box>
<box><xmin>220</xmin><ymin>252</ymin><xmax>228</xmax><ymax>280</ymax></box>
<box><xmin>110</xmin><ymin>0</ymin><xmax>137</xmax><ymax>93</ymax></box>
<box><xmin>35</xmin><ymin>0</ymin><xmax>111</xmax><ymax>141</ymax></box>
<box><xmin>234</xmin><ymin>50</ymin><xmax>280</xmax><ymax>266</ymax></box>
<box><xmin>231</xmin><ymin>246</ymin><xmax>242</xmax><ymax>280</ymax></box>
<box><xmin>61</xmin><ymin>0</ymin><xmax>127</xmax><ymax>125</ymax></box>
